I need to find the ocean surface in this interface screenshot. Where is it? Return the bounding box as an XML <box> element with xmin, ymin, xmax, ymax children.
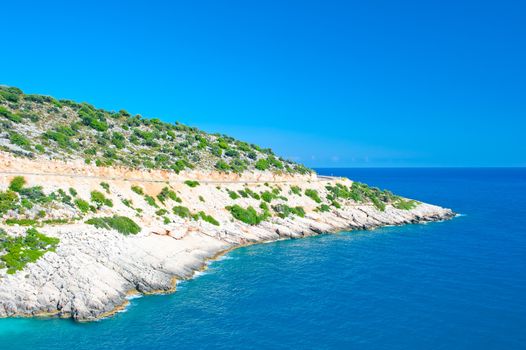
<box><xmin>1</xmin><ymin>168</ymin><xmax>525</xmax><ymax>349</ymax></box>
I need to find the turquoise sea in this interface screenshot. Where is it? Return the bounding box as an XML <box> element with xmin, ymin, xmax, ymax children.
<box><xmin>1</xmin><ymin>168</ymin><xmax>525</xmax><ymax>349</ymax></box>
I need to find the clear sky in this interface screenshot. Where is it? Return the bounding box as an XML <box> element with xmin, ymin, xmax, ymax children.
<box><xmin>1</xmin><ymin>0</ymin><xmax>524</xmax><ymax>167</ymax></box>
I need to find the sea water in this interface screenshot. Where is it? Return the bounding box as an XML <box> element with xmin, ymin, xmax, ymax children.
<box><xmin>1</xmin><ymin>168</ymin><xmax>525</xmax><ymax>349</ymax></box>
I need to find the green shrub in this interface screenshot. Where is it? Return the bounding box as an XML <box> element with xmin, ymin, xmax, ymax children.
<box><xmin>111</xmin><ymin>132</ymin><xmax>126</xmax><ymax>149</ymax></box>
<box><xmin>255</xmin><ymin>158</ymin><xmax>269</xmax><ymax>171</ymax></box>
<box><xmin>144</xmin><ymin>195</ymin><xmax>158</xmax><ymax>207</ymax></box>
<box><xmin>173</xmin><ymin>205</ymin><xmax>191</xmax><ymax>218</ymax></box>
<box><xmin>261</xmin><ymin>191</ymin><xmax>275</xmax><ymax>203</ymax></box>
<box><xmin>9</xmin><ymin>132</ymin><xmax>31</xmax><ymax>148</ymax></box>
<box><xmin>317</xmin><ymin>204</ymin><xmax>331</xmax><ymax>212</ymax></box>
<box><xmin>79</xmin><ymin>105</ymin><xmax>108</xmax><ymax>132</ymax></box>
<box><xmin>90</xmin><ymin>190</ymin><xmax>113</xmax><ymax>208</ymax></box>
<box><xmin>0</xmin><ymin>227</ymin><xmax>60</xmax><ymax>274</ymax></box>
<box><xmin>170</xmin><ymin>159</ymin><xmax>191</xmax><ymax>173</ymax></box>
<box><xmin>371</xmin><ymin>197</ymin><xmax>385</xmax><ymax>211</ymax></box>
<box><xmin>5</xmin><ymin>218</ymin><xmax>38</xmax><ymax>226</ymax></box>
<box><xmin>226</xmin><ymin>205</ymin><xmax>269</xmax><ymax>225</ymax></box>
<box><xmin>57</xmin><ymin>189</ymin><xmax>73</xmax><ymax>205</ymax></box>
<box><xmin>75</xmin><ymin>199</ymin><xmax>90</xmax><ymax>213</ymax></box>
<box><xmin>0</xmin><ymin>90</ymin><xmax>21</xmax><ymax>103</ymax></box>
<box><xmin>21</xmin><ymin>198</ymin><xmax>33</xmax><ymax>209</ymax></box>
<box><xmin>18</xmin><ymin>186</ymin><xmax>47</xmax><ymax>203</ymax></box>
<box><xmin>217</xmin><ymin>138</ymin><xmax>229</xmax><ymax>149</ymax></box>
<box><xmin>184</xmin><ymin>180</ymin><xmax>200</xmax><ymax>188</ymax></box>
<box><xmin>86</xmin><ymin>216</ymin><xmax>141</xmax><ymax>235</ymax></box>
<box><xmin>290</xmin><ymin>186</ymin><xmax>301</xmax><ymax>195</ymax></box>
<box><xmin>196</xmin><ymin>211</ymin><xmax>219</xmax><ymax>226</ymax></box>
<box><xmin>245</xmin><ymin>188</ymin><xmax>260</xmax><ymax>200</ymax></box>
<box><xmin>215</xmin><ymin>160</ymin><xmax>230</xmax><ymax>171</ymax></box>
<box><xmin>156</xmin><ymin>208</ymin><xmax>168</xmax><ymax>216</ymax></box>
<box><xmin>348</xmin><ymin>182</ymin><xmax>396</xmax><ymax>211</ymax></box>
<box><xmin>228</xmin><ymin>190</ymin><xmax>240</xmax><ymax>200</ymax></box>
<box><xmin>392</xmin><ymin>198</ymin><xmax>417</xmax><ymax>210</ymax></box>
<box><xmin>157</xmin><ymin>187</ymin><xmax>180</xmax><ymax>203</ymax></box>
<box><xmin>9</xmin><ymin>176</ymin><xmax>26</xmax><ymax>192</ymax></box>
<box><xmin>122</xmin><ymin>198</ymin><xmax>133</xmax><ymax>208</ymax></box>
<box><xmin>68</xmin><ymin>188</ymin><xmax>78</xmax><ymax>197</ymax></box>
<box><xmin>0</xmin><ymin>106</ymin><xmax>22</xmax><ymax>123</ymax></box>
<box><xmin>224</xmin><ymin>148</ymin><xmax>239</xmax><ymax>158</ymax></box>
<box><xmin>131</xmin><ymin>185</ymin><xmax>144</xmax><ymax>195</ymax></box>
<box><xmin>272</xmin><ymin>204</ymin><xmax>305</xmax><ymax>219</ymax></box>
<box><xmin>267</xmin><ymin>156</ymin><xmax>283</xmax><ymax>169</ymax></box>
<box><xmin>331</xmin><ymin>200</ymin><xmax>341</xmax><ymax>209</ymax></box>
<box><xmin>42</xmin><ymin>218</ymin><xmax>70</xmax><ymax>225</ymax></box>
<box><xmin>305</xmin><ymin>189</ymin><xmax>322</xmax><ymax>203</ymax></box>
<box><xmin>100</xmin><ymin>182</ymin><xmax>110</xmax><ymax>193</ymax></box>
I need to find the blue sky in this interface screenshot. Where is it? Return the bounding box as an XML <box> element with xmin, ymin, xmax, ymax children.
<box><xmin>1</xmin><ymin>0</ymin><xmax>524</xmax><ymax>167</ymax></box>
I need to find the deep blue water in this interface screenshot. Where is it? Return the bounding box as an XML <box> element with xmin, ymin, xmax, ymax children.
<box><xmin>1</xmin><ymin>168</ymin><xmax>525</xmax><ymax>349</ymax></box>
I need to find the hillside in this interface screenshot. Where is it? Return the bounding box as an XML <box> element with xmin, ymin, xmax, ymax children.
<box><xmin>0</xmin><ymin>85</ymin><xmax>310</xmax><ymax>174</ymax></box>
<box><xmin>0</xmin><ymin>86</ymin><xmax>455</xmax><ymax>321</ymax></box>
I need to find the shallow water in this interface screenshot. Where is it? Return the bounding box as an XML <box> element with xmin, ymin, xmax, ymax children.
<box><xmin>1</xmin><ymin>168</ymin><xmax>525</xmax><ymax>349</ymax></box>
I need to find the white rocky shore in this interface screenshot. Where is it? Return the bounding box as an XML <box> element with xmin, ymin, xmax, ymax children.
<box><xmin>0</xmin><ymin>157</ymin><xmax>454</xmax><ymax>321</ymax></box>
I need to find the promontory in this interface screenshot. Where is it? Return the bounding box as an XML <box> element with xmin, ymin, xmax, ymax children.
<box><xmin>0</xmin><ymin>85</ymin><xmax>454</xmax><ymax>321</ymax></box>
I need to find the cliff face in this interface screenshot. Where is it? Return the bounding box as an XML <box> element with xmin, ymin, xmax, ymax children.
<box><xmin>0</xmin><ymin>155</ymin><xmax>454</xmax><ymax>321</ymax></box>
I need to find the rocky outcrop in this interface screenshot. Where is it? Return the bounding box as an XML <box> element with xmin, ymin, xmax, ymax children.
<box><xmin>0</xmin><ymin>201</ymin><xmax>453</xmax><ymax>321</ymax></box>
<box><xmin>0</xmin><ymin>156</ymin><xmax>454</xmax><ymax>321</ymax></box>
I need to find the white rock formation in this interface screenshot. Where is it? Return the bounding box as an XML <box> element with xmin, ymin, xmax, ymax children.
<box><xmin>0</xmin><ymin>158</ymin><xmax>454</xmax><ymax>321</ymax></box>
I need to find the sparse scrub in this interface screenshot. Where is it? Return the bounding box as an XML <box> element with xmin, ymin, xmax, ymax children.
<box><xmin>156</xmin><ymin>208</ymin><xmax>168</xmax><ymax>216</ymax></box>
<box><xmin>0</xmin><ymin>86</ymin><xmax>313</xmax><ymax>175</ymax></box>
<box><xmin>144</xmin><ymin>195</ymin><xmax>158</xmax><ymax>207</ymax></box>
<box><xmin>173</xmin><ymin>205</ymin><xmax>191</xmax><ymax>218</ymax></box>
<box><xmin>184</xmin><ymin>180</ymin><xmax>200</xmax><ymax>188</ymax></box>
<box><xmin>90</xmin><ymin>190</ymin><xmax>113</xmax><ymax>208</ymax></box>
<box><xmin>0</xmin><ymin>191</ymin><xmax>19</xmax><ymax>215</ymax></box>
<box><xmin>5</xmin><ymin>218</ymin><xmax>38</xmax><ymax>226</ymax></box>
<box><xmin>228</xmin><ymin>190</ymin><xmax>240</xmax><ymax>200</ymax></box>
<box><xmin>157</xmin><ymin>187</ymin><xmax>181</xmax><ymax>204</ymax></box>
<box><xmin>0</xmin><ymin>228</ymin><xmax>60</xmax><ymax>274</ymax></box>
<box><xmin>226</xmin><ymin>205</ymin><xmax>269</xmax><ymax>225</ymax></box>
<box><xmin>305</xmin><ymin>189</ymin><xmax>322</xmax><ymax>203</ymax></box>
<box><xmin>290</xmin><ymin>186</ymin><xmax>302</xmax><ymax>195</ymax></box>
<box><xmin>272</xmin><ymin>204</ymin><xmax>305</xmax><ymax>219</ymax></box>
<box><xmin>317</xmin><ymin>204</ymin><xmax>331</xmax><ymax>212</ymax></box>
<box><xmin>392</xmin><ymin>198</ymin><xmax>417</xmax><ymax>210</ymax></box>
<box><xmin>261</xmin><ymin>191</ymin><xmax>276</xmax><ymax>203</ymax></box>
<box><xmin>9</xmin><ymin>176</ymin><xmax>26</xmax><ymax>192</ymax></box>
<box><xmin>86</xmin><ymin>216</ymin><xmax>141</xmax><ymax>235</ymax></box>
<box><xmin>131</xmin><ymin>185</ymin><xmax>144</xmax><ymax>195</ymax></box>
<box><xmin>9</xmin><ymin>132</ymin><xmax>31</xmax><ymax>148</ymax></box>
<box><xmin>121</xmin><ymin>198</ymin><xmax>133</xmax><ymax>208</ymax></box>
<box><xmin>75</xmin><ymin>198</ymin><xmax>91</xmax><ymax>213</ymax></box>
<box><xmin>195</xmin><ymin>211</ymin><xmax>219</xmax><ymax>226</ymax></box>
<box><xmin>100</xmin><ymin>182</ymin><xmax>110</xmax><ymax>193</ymax></box>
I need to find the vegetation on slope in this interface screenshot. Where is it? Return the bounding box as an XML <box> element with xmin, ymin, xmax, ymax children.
<box><xmin>226</xmin><ymin>205</ymin><xmax>270</xmax><ymax>225</ymax></box>
<box><xmin>85</xmin><ymin>216</ymin><xmax>141</xmax><ymax>235</ymax></box>
<box><xmin>0</xmin><ymin>85</ymin><xmax>311</xmax><ymax>175</ymax></box>
<box><xmin>0</xmin><ymin>227</ymin><xmax>60</xmax><ymax>274</ymax></box>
